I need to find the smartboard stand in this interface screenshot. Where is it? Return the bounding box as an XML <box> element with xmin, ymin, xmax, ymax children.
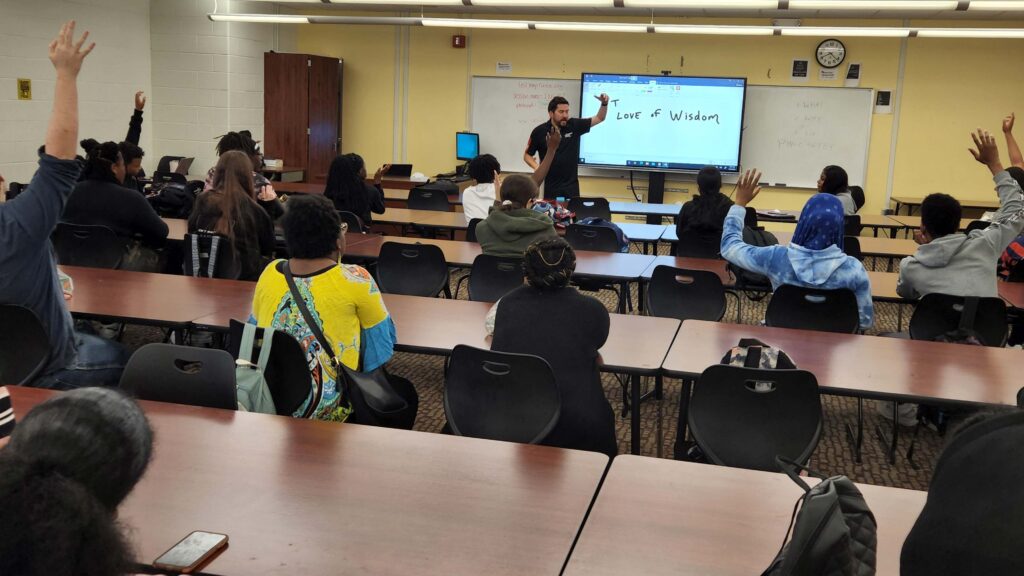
<box><xmin>647</xmin><ymin>172</ymin><xmax>666</xmax><ymax>225</ymax></box>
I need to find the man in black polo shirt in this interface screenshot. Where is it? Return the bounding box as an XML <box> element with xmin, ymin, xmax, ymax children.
<box><xmin>523</xmin><ymin>94</ymin><xmax>609</xmax><ymax>199</ymax></box>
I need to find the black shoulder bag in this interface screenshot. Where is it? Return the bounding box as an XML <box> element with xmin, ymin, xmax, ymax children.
<box><xmin>282</xmin><ymin>261</ymin><xmax>409</xmax><ymax>427</ymax></box>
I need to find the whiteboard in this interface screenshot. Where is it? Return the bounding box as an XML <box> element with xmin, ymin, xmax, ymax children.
<box><xmin>740</xmin><ymin>85</ymin><xmax>873</xmax><ymax>189</ymax></box>
<box><xmin>470</xmin><ymin>76</ymin><xmax>873</xmax><ymax>190</ymax></box>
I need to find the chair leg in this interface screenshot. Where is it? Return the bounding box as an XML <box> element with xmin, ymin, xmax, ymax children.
<box><xmin>874</xmin><ymin>402</ymin><xmax>901</xmax><ymax>465</ymax></box>
<box><xmin>843</xmin><ymin>397</ymin><xmax>864</xmax><ymax>464</ymax></box>
<box><xmin>441</xmin><ymin>283</ymin><xmax>453</xmax><ymax>299</ymax></box>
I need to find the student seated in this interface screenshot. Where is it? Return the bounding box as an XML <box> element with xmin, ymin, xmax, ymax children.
<box><xmin>250</xmin><ymin>195</ymin><xmax>413</xmax><ymax>425</ymax></box>
<box><xmin>818</xmin><ymin>164</ymin><xmax>857</xmax><ymax>216</ymax></box>
<box><xmin>475</xmin><ymin>175</ymin><xmax>559</xmax><ymax>257</ymax></box>
<box><xmin>190</xmin><ymin>150</ymin><xmax>276</xmax><ymax>280</ymax></box>
<box><xmin>0</xmin><ymin>22</ymin><xmax>128</xmax><ymax>390</ymax></box>
<box><xmin>62</xmin><ymin>139</ymin><xmax>169</xmax><ymax>271</ymax></box>
<box><xmin>323</xmin><ymin>153</ymin><xmax>386</xmax><ymax>228</ymax></box>
<box><xmin>204</xmin><ymin>130</ymin><xmax>283</xmax><ymax>220</ymax></box>
<box><xmin>462</xmin><ymin>128</ymin><xmax>560</xmax><ymax>225</ymax></box>
<box><xmin>721</xmin><ymin>169</ymin><xmax>873</xmax><ymax>330</ymax></box>
<box><xmin>675</xmin><ymin>166</ymin><xmax>732</xmax><ymax>255</ymax></box>
<box><xmin>486</xmin><ymin>238</ymin><xmax>617</xmax><ymax>457</ymax></box>
<box><xmin>897</xmin><ymin>129</ymin><xmax>1024</xmax><ymax>299</ymax></box>
<box><xmin>0</xmin><ymin>387</ymin><xmax>153</xmax><ymax>576</ymax></box>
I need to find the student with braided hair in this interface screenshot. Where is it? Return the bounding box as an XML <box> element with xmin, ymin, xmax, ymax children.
<box><xmin>485</xmin><ymin>238</ymin><xmax>617</xmax><ymax>456</ymax></box>
<box><xmin>204</xmin><ymin>130</ymin><xmax>283</xmax><ymax>220</ymax></box>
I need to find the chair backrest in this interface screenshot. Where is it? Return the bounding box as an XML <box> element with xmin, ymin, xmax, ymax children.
<box><xmin>0</xmin><ymin>304</ymin><xmax>51</xmax><ymax>386</ymax></box>
<box><xmin>688</xmin><ymin>364</ymin><xmax>822</xmax><ymax>471</ymax></box>
<box><xmin>338</xmin><ymin>210</ymin><xmax>366</xmax><ymax>233</ymax></box>
<box><xmin>51</xmin><ymin>223</ymin><xmax>125</xmax><ymax>269</ymax></box>
<box><xmin>908</xmin><ymin>293</ymin><xmax>1008</xmax><ymax>347</ymax></box>
<box><xmin>444</xmin><ymin>345</ymin><xmax>560</xmax><ymax>444</ymax></box>
<box><xmin>843</xmin><ymin>235</ymin><xmax>864</xmax><ymax>261</ymax></box>
<box><xmin>120</xmin><ymin>343</ymin><xmax>237</xmax><ymax>410</ymax></box>
<box><xmin>227</xmin><ymin>320</ymin><xmax>310</xmax><ymax>416</ymax></box>
<box><xmin>964</xmin><ymin>220</ymin><xmax>989</xmax><ymax>234</ymax></box>
<box><xmin>849</xmin><ymin>186</ymin><xmax>866</xmax><ymax>210</ymax></box>
<box><xmin>5</xmin><ymin>182</ymin><xmax>25</xmax><ymax>201</ymax></box>
<box><xmin>844</xmin><ymin>214</ymin><xmax>862</xmax><ymax>237</ymax></box>
<box><xmin>565</xmin><ymin>223</ymin><xmax>620</xmax><ymax>253</ymax></box>
<box><xmin>156</xmin><ymin>155</ymin><xmax>185</xmax><ymax>174</ymax></box>
<box><xmin>765</xmin><ymin>285</ymin><xmax>860</xmax><ymax>333</ymax></box>
<box><xmin>468</xmin><ymin>254</ymin><xmax>524</xmax><ymax>302</ymax></box>
<box><xmin>376</xmin><ymin>241</ymin><xmax>450</xmax><ymax>297</ymax></box>
<box><xmin>466</xmin><ymin>218</ymin><xmax>483</xmax><ymax>243</ymax></box>
<box><xmin>567</xmin><ymin>197</ymin><xmax>612</xmax><ymax>220</ymax></box>
<box><xmin>407</xmin><ymin>186</ymin><xmax>451</xmax><ymax>211</ymax></box>
<box><xmin>675</xmin><ymin>229</ymin><xmax>722</xmax><ymax>259</ymax></box>
<box><xmin>183</xmin><ymin>233</ymin><xmax>242</xmax><ymax>279</ymax></box>
<box><xmin>647</xmin><ymin>265</ymin><xmax>727</xmax><ymax>322</ymax></box>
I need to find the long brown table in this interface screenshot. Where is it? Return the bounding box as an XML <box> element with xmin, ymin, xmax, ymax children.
<box><xmin>8</xmin><ymin>386</ymin><xmax>608</xmax><ymax>576</ymax></box>
<box><xmin>892</xmin><ymin>195</ymin><xmax>1000</xmax><ymax>215</ymax></box>
<box><xmin>999</xmin><ymin>280</ymin><xmax>1024</xmax><ymax>309</ymax></box>
<box><xmin>564</xmin><ymin>455</ymin><xmax>925</xmax><ymax>576</ymax></box>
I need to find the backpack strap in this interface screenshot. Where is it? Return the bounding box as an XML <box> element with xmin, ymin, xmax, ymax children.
<box><xmin>238</xmin><ymin>322</ymin><xmax>257</xmax><ymax>364</ymax></box>
<box><xmin>281</xmin><ymin>261</ymin><xmax>332</xmax><ymax>418</ymax></box>
<box><xmin>206</xmin><ymin>235</ymin><xmax>221</xmax><ymax>278</ymax></box>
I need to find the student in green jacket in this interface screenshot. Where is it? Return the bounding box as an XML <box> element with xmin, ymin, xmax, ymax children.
<box><xmin>475</xmin><ymin>174</ymin><xmax>559</xmax><ymax>258</ymax></box>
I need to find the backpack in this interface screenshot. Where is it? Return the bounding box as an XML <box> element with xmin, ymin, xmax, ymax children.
<box><xmin>999</xmin><ymin>234</ymin><xmax>1024</xmax><ymax>281</ymax></box>
<box><xmin>763</xmin><ymin>457</ymin><xmax>878</xmax><ymax>576</ymax></box>
<box><xmin>932</xmin><ymin>297</ymin><xmax>987</xmax><ymax>346</ymax></box>
<box><xmin>531</xmin><ymin>199</ymin><xmax>575</xmax><ymax>229</ymax></box>
<box><xmin>577</xmin><ymin>216</ymin><xmax>630</xmax><ymax>252</ymax></box>
<box><xmin>728</xmin><ymin>227</ymin><xmax>779</xmax><ymax>291</ymax></box>
<box><xmin>148</xmin><ymin>172</ymin><xmax>200</xmax><ymax>218</ymax></box>
<box><xmin>234</xmin><ymin>323</ymin><xmax>278</xmax><ymax>415</ymax></box>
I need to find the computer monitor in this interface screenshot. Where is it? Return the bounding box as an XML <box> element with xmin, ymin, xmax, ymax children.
<box><xmin>456</xmin><ymin>132</ymin><xmax>480</xmax><ymax>162</ymax></box>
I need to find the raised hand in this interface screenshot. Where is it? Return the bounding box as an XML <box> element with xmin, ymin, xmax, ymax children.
<box><xmin>1003</xmin><ymin>113</ymin><xmax>1015</xmax><ymax>134</ymax></box>
<box><xmin>374</xmin><ymin>164</ymin><xmax>391</xmax><ymax>183</ymax></box>
<box><xmin>49</xmin><ymin>21</ymin><xmax>94</xmax><ymax>77</ymax></box>
<box><xmin>545</xmin><ymin>126</ymin><xmax>561</xmax><ymax>150</ymax></box>
<box><xmin>969</xmin><ymin>129</ymin><xmax>1000</xmax><ymax>166</ymax></box>
<box><xmin>734</xmin><ymin>169</ymin><xmax>762</xmax><ymax>207</ymax></box>
<box><xmin>135</xmin><ymin>91</ymin><xmax>147</xmax><ymax>111</ymax></box>
<box><xmin>593</xmin><ymin>93</ymin><xmax>610</xmax><ymax>106</ymax></box>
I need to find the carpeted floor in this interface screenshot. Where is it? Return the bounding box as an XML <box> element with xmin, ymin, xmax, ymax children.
<box><xmin>121</xmin><ymin>249</ymin><xmax>959</xmax><ymax>493</ymax></box>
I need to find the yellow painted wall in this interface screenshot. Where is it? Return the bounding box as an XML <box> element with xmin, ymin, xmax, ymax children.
<box><xmin>295</xmin><ymin>15</ymin><xmax>1021</xmax><ymax>218</ymax></box>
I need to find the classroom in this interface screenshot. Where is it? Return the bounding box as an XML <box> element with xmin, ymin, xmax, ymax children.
<box><xmin>2</xmin><ymin>1</ymin><xmax>1024</xmax><ymax>574</ymax></box>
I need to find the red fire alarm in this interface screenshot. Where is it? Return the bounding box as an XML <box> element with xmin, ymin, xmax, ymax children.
<box><xmin>452</xmin><ymin>35</ymin><xmax>466</xmax><ymax>49</ymax></box>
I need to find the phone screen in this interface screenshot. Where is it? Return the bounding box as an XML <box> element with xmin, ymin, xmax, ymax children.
<box><xmin>153</xmin><ymin>531</ymin><xmax>228</xmax><ymax>571</ymax></box>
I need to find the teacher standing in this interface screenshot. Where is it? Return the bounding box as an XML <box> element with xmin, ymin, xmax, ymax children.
<box><xmin>523</xmin><ymin>94</ymin><xmax>609</xmax><ymax>199</ymax></box>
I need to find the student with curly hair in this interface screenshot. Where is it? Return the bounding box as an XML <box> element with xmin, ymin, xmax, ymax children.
<box><xmin>485</xmin><ymin>238</ymin><xmax>616</xmax><ymax>456</ymax></box>
<box><xmin>204</xmin><ymin>130</ymin><xmax>283</xmax><ymax>219</ymax></box>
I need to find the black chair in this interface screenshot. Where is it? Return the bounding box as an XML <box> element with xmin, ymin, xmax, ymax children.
<box><xmin>844</xmin><ymin>214</ymin><xmax>862</xmax><ymax>237</ymax></box>
<box><xmin>227</xmin><ymin>320</ymin><xmax>310</xmax><ymax>416</ymax></box>
<box><xmin>843</xmin><ymin>236</ymin><xmax>864</xmax><ymax>261</ymax></box>
<box><xmin>568</xmin><ymin>197</ymin><xmax>612</xmax><ymax>220</ymax></box>
<box><xmin>646</xmin><ymin>266</ymin><xmax>727</xmax><ymax>322</ymax></box>
<box><xmin>908</xmin><ymin>293</ymin><xmax>1008</xmax><ymax>347</ymax></box>
<box><xmin>849</xmin><ymin>186</ymin><xmax>866</xmax><ymax>211</ymax></box>
<box><xmin>120</xmin><ymin>344</ymin><xmax>236</xmax><ymax>410</ymax></box>
<box><xmin>964</xmin><ymin>220</ymin><xmax>989</xmax><ymax>234</ymax></box>
<box><xmin>564</xmin><ymin>224</ymin><xmax>629</xmax><ymax>312</ymax></box>
<box><xmin>461</xmin><ymin>254</ymin><xmax>524</xmax><ymax>302</ymax></box>
<box><xmin>183</xmin><ymin>233</ymin><xmax>242</xmax><ymax>279</ymax></box>
<box><xmin>444</xmin><ymin>345</ymin><xmax>560</xmax><ymax>444</ymax></box>
<box><xmin>687</xmin><ymin>364</ymin><xmax>822</xmax><ymax>472</ymax></box>
<box><xmin>52</xmin><ymin>223</ymin><xmax>125</xmax><ymax>269</ymax></box>
<box><xmin>675</xmin><ymin>229</ymin><xmax>722</xmax><ymax>259</ymax></box>
<box><xmin>156</xmin><ymin>155</ymin><xmax>185</xmax><ymax>173</ymax></box>
<box><xmin>376</xmin><ymin>241</ymin><xmax>451</xmax><ymax>298</ymax></box>
<box><xmin>765</xmin><ymin>286</ymin><xmax>860</xmax><ymax>334</ymax></box>
<box><xmin>407</xmin><ymin>186</ymin><xmax>451</xmax><ymax>212</ymax></box>
<box><xmin>338</xmin><ymin>211</ymin><xmax>366</xmax><ymax>233</ymax></box>
<box><xmin>0</xmin><ymin>304</ymin><xmax>51</xmax><ymax>386</ymax></box>
<box><xmin>466</xmin><ymin>218</ymin><xmax>482</xmax><ymax>243</ymax></box>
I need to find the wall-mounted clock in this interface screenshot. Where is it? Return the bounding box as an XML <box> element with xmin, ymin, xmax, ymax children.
<box><xmin>816</xmin><ymin>38</ymin><xmax>846</xmax><ymax>69</ymax></box>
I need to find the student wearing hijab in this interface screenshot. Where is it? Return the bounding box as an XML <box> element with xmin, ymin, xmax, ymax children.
<box><xmin>720</xmin><ymin>169</ymin><xmax>873</xmax><ymax>330</ymax></box>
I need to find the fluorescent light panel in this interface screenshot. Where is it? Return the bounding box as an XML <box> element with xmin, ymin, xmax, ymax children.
<box><xmin>916</xmin><ymin>28</ymin><xmax>1024</xmax><ymax>37</ymax></box>
<box><xmin>209</xmin><ymin>14</ymin><xmax>311</xmax><ymax>23</ymax></box>
<box><xmin>781</xmin><ymin>26</ymin><xmax>910</xmax><ymax>36</ymax></box>
<box><xmin>654</xmin><ymin>24</ymin><xmax>775</xmax><ymax>35</ymax></box>
<box><xmin>535</xmin><ymin>22</ymin><xmax>648</xmax><ymax>32</ymax></box>
<box><xmin>967</xmin><ymin>1</ymin><xmax>1024</xmax><ymax>9</ymax></box>
<box><xmin>423</xmin><ymin>18</ymin><xmax>530</xmax><ymax>28</ymax></box>
<box><xmin>789</xmin><ymin>0</ymin><xmax>957</xmax><ymax>8</ymax></box>
<box><xmin>624</xmin><ymin>0</ymin><xmax>777</xmax><ymax>7</ymax></box>
<box><xmin>329</xmin><ymin>0</ymin><xmax>464</xmax><ymax>3</ymax></box>
<box><xmin>474</xmin><ymin>0</ymin><xmax>612</xmax><ymax>5</ymax></box>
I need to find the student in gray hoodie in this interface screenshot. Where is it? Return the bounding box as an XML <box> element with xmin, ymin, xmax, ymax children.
<box><xmin>897</xmin><ymin>129</ymin><xmax>1024</xmax><ymax>300</ymax></box>
<box><xmin>475</xmin><ymin>174</ymin><xmax>559</xmax><ymax>258</ymax></box>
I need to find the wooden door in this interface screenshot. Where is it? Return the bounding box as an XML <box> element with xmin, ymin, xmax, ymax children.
<box><xmin>307</xmin><ymin>56</ymin><xmax>341</xmax><ymax>184</ymax></box>
<box><xmin>264</xmin><ymin>53</ymin><xmax>309</xmax><ymax>172</ymax></box>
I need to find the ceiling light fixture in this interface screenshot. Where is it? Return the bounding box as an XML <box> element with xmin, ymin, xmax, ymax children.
<box><xmin>534</xmin><ymin>22</ymin><xmax>649</xmax><ymax>32</ymax></box>
<box><xmin>473</xmin><ymin>0</ymin><xmax>614</xmax><ymax>6</ymax></box>
<box><xmin>781</xmin><ymin>26</ymin><xmax>911</xmax><ymax>37</ymax></box>
<box><xmin>916</xmin><ymin>28</ymin><xmax>1024</xmax><ymax>37</ymax></box>
<box><xmin>423</xmin><ymin>18</ymin><xmax>531</xmax><ymax>29</ymax></box>
<box><xmin>654</xmin><ymin>24</ymin><xmax>775</xmax><ymax>35</ymax></box>
<box><xmin>623</xmin><ymin>0</ymin><xmax>777</xmax><ymax>7</ymax></box>
<box><xmin>966</xmin><ymin>0</ymin><xmax>1024</xmax><ymax>9</ymax></box>
<box><xmin>789</xmin><ymin>0</ymin><xmax>958</xmax><ymax>8</ymax></box>
<box><xmin>208</xmin><ymin>14</ymin><xmax>311</xmax><ymax>23</ymax></box>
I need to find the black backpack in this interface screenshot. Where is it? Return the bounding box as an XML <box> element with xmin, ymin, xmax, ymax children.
<box><xmin>148</xmin><ymin>172</ymin><xmax>201</xmax><ymax>218</ymax></box>
<box><xmin>728</xmin><ymin>227</ymin><xmax>779</xmax><ymax>291</ymax></box>
<box><xmin>763</xmin><ymin>457</ymin><xmax>878</xmax><ymax>576</ymax></box>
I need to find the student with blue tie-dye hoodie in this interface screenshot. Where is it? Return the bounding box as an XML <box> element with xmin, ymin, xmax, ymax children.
<box><xmin>720</xmin><ymin>169</ymin><xmax>874</xmax><ymax>330</ymax></box>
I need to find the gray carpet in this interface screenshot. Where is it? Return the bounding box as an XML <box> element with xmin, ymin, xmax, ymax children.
<box><xmin>120</xmin><ymin>250</ymin><xmax>955</xmax><ymax>493</ymax></box>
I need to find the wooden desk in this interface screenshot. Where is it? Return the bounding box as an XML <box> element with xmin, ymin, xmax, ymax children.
<box><xmin>616</xmin><ymin>223</ymin><xmax>669</xmax><ymax>253</ymax></box>
<box><xmin>998</xmin><ymin>281</ymin><xmax>1024</xmax><ymax>309</ymax></box>
<box><xmin>771</xmin><ymin>232</ymin><xmax>917</xmax><ymax>261</ymax></box>
<box><xmin>564</xmin><ymin>455</ymin><xmax>925</xmax><ymax>576</ymax></box>
<box><xmin>164</xmin><ymin>217</ymin><xmax>187</xmax><ymax>240</ymax></box>
<box><xmin>609</xmin><ymin>202</ymin><xmax>681</xmax><ymax>218</ymax></box>
<box><xmin>416</xmin><ymin>210</ymin><xmax>470</xmax><ymax>230</ymax></box>
<box><xmin>888</xmin><ymin>215</ymin><xmax>972</xmax><ymax>233</ymax></box>
<box><xmin>8</xmin><ymin>386</ymin><xmax>608</xmax><ymax>576</ymax></box>
<box><xmin>663</xmin><ymin>320</ymin><xmax>1021</xmax><ymax>407</ymax></box>
<box><xmin>261</xmin><ymin>165</ymin><xmax>306</xmax><ymax>181</ymax></box>
<box><xmin>892</xmin><ymin>195</ymin><xmax>1000</xmax><ymax>215</ymax></box>
<box><xmin>274</xmin><ymin>181</ymin><xmax>323</xmax><ymax>195</ymax></box>
<box><xmin>858</xmin><ymin>215</ymin><xmax>906</xmax><ymax>237</ymax></box>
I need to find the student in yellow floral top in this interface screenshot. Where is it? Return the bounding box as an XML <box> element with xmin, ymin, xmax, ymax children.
<box><xmin>249</xmin><ymin>195</ymin><xmax>397</xmax><ymax>422</ymax></box>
